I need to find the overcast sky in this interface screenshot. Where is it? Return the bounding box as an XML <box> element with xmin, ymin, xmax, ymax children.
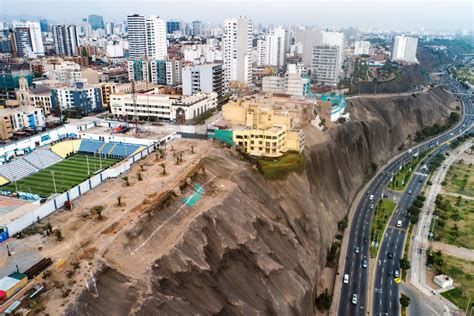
<box><xmin>1</xmin><ymin>0</ymin><xmax>472</xmax><ymax>31</ymax></box>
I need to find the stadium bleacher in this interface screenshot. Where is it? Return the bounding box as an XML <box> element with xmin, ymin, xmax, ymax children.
<box><xmin>78</xmin><ymin>140</ymin><xmax>104</xmax><ymax>154</ymax></box>
<box><xmin>0</xmin><ymin>159</ymin><xmax>38</xmax><ymax>181</ymax></box>
<box><xmin>109</xmin><ymin>142</ymin><xmax>141</xmax><ymax>158</ymax></box>
<box><xmin>23</xmin><ymin>149</ymin><xmax>62</xmax><ymax>169</ymax></box>
<box><xmin>77</xmin><ymin>139</ymin><xmax>142</xmax><ymax>158</ymax></box>
<box><xmin>50</xmin><ymin>139</ymin><xmax>81</xmax><ymax>158</ymax></box>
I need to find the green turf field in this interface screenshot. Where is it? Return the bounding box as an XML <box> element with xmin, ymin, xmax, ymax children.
<box><xmin>1</xmin><ymin>154</ymin><xmax>120</xmax><ymax>197</ymax></box>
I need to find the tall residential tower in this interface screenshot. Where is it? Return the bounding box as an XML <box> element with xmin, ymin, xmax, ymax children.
<box><xmin>223</xmin><ymin>17</ymin><xmax>253</xmax><ymax>85</ymax></box>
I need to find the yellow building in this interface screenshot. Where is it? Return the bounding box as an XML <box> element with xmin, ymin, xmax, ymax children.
<box><xmin>223</xmin><ymin>100</ymin><xmax>305</xmax><ymax>157</ymax></box>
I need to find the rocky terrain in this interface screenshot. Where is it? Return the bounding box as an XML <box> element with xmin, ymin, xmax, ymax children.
<box><xmin>66</xmin><ymin>87</ymin><xmax>459</xmax><ymax>316</ymax></box>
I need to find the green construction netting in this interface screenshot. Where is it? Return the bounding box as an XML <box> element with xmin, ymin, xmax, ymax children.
<box><xmin>209</xmin><ymin>129</ymin><xmax>234</xmax><ymax>146</ymax></box>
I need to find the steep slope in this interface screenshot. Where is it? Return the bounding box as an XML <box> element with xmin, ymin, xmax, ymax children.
<box><xmin>67</xmin><ymin>87</ymin><xmax>458</xmax><ymax>316</ymax></box>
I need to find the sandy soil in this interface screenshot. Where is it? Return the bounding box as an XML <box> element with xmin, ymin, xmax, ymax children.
<box><xmin>5</xmin><ymin>138</ymin><xmax>213</xmax><ymax>315</ymax></box>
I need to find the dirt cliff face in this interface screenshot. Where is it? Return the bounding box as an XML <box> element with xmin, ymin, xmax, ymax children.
<box><xmin>67</xmin><ymin>87</ymin><xmax>457</xmax><ymax>316</ymax></box>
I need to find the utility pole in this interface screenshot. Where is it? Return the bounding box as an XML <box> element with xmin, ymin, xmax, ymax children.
<box><xmin>86</xmin><ymin>156</ymin><xmax>90</xmax><ymax>175</ymax></box>
<box><xmin>51</xmin><ymin>171</ymin><xmax>57</xmax><ymax>193</ymax></box>
<box><xmin>132</xmin><ymin>80</ymin><xmax>139</xmax><ymax>134</ymax></box>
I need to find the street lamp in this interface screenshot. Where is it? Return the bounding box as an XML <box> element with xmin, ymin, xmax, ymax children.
<box><xmin>51</xmin><ymin>171</ymin><xmax>57</xmax><ymax>194</ymax></box>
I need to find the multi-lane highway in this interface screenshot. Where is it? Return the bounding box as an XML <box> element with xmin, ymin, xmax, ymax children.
<box><xmin>337</xmin><ymin>73</ymin><xmax>473</xmax><ymax>316</ymax></box>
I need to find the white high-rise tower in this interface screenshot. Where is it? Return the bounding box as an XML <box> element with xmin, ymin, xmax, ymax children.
<box><xmin>265</xmin><ymin>26</ymin><xmax>288</xmax><ymax>67</ymax></box>
<box><xmin>391</xmin><ymin>35</ymin><xmax>418</xmax><ymax>63</ymax></box>
<box><xmin>223</xmin><ymin>17</ymin><xmax>253</xmax><ymax>85</ymax></box>
<box><xmin>12</xmin><ymin>21</ymin><xmax>44</xmax><ymax>56</ymax></box>
<box><xmin>145</xmin><ymin>16</ymin><xmax>167</xmax><ymax>60</ymax></box>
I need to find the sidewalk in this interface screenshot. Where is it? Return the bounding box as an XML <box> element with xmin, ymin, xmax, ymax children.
<box><xmin>407</xmin><ymin>142</ymin><xmax>472</xmax><ymax>314</ymax></box>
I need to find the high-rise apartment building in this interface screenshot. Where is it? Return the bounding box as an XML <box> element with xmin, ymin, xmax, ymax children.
<box><xmin>165</xmin><ymin>60</ymin><xmax>182</xmax><ymax>86</ymax></box>
<box><xmin>145</xmin><ymin>16</ymin><xmax>167</xmax><ymax>60</ymax></box>
<box><xmin>391</xmin><ymin>35</ymin><xmax>418</xmax><ymax>63</ymax></box>
<box><xmin>182</xmin><ymin>63</ymin><xmax>224</xmax><ymax>97</ymax></box>
<box><xmin>105</xmin><ymin>22</ymin><xmax>115</xmax><ymax>35</ymax></box>
<box><xmin>256</xmin><ymin>39</ymin><xmax>267</xmax><ymax>67</ymax></box>
<box><xmin>223</xmin><ymin>17</ymin><xmax>253</xmax><ymax>85</ymax></box>
<box><xmin>192</xmin><ymin>21</ymin><xmax>203</xmax><ymax>36</ymax></box>
<box><xmin>127</xmin><ymin>60</ymin><xmax>149</xmax><ymax>82</ymax></box>
<box><xmin>39</xmin><ymin>19</ymin><xmax>48</xmax><ymax>32</ymax></box>
<box><xmin>354</xmin><ymin>41</ymin><xmax>371</xmax><ymax>55</ymax></box>
<box><xmin>311</xmin><ymin>45</ymin><xmax>341</xmax><ymax>87</ymax></box>
<box><xmin>265</xmin><ymin>26</ymin><xmax>287</xmax><ymax>67</ymax></box>
<box><xmin>12</xmin><ymin>28</ymin><xmax>32</xmax><ymax>58</ymax></box>
<box><xmin>127</xmin><ymin>14</ymin><xmax>147</xmax><ymax>59</ymax></box>
<box><xmin>88</xmin><ymin>15</ymin><xmax>105</xmax><ymax>30</ymax></box>
<box><xmin>167</xmin><ymin>20</ymin><xmax>181</xmax><ymax>34</ymax></box>
<box><xmin>52</xmin><ymin>25</ymin><xmax>79</xmax><ymax>56</ymax></box>
<box><xmin>12</xmin><ymin>21</ymin><xmax>44</xmax><ymax>57</ymax></box>
<box><xmin>127</xmin><ymin>14</ymin><xmax>167</xmax><ymax>60</ymax></box>
<box><xmin>295</xmin><ymin>28</ymin><xmax>323</xmax><ymax>66</ymax></box>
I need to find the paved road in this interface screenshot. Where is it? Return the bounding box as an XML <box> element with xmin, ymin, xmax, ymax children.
<box><xmin>337</xmin><ymin>71</ymin><xmax>474</xmax><ymax>316</ymax></box>
<box><xmin>372</xmin><ymin>75</ymin><xmax>474</xmax><ymax>316</ymax></box>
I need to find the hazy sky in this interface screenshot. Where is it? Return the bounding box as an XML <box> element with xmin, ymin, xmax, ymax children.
<box><xmin>1</xmin><ymin>0</ymin><xmax>473</xmax><ymax>31</ymax></box>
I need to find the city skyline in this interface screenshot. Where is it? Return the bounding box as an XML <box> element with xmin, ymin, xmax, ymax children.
<box><xmin>1</xmin><ymin>0</ymin><xmax>472</xmax><ymax>31</ymax></box>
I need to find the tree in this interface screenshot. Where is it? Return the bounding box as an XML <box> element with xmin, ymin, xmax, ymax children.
<box><xmin>93</xmin><ymin>205</ymin><xmax>104</xmax><ymax>220</ymax></box>
<box><xmin>190</xmin><ymin>146</ymin><xmax>194</xmax><ymax>154</ymax></box>
<box><xmin>140</xmin><ymin>165</ymin><xmax>144</xmax><ymax>171</ymax></box>
<box><xmin>400</xmin><ymin>294</ymin><xmax>410</xmax><ymax>307</ymax></box>
<box><xmin>315</xmin><ymin>289</ymin><xmax>332</xmax><ymax>311</ymax></box>
<box><xmin>45</xmin><ymin>223</ymin><xmax>53</xmax><ymax>236</ymax></box>
<box><xmin>338</xmin><ymin>217</ymin><xmax>348</xmax><ymax>231</ymax></box>
<box><xmin>400</xmin><ymin>257</ymin><xmax>411</xmax><ymax>270</ymax></box>
<box><xmin>122</xmin><ymin>176</ymin><xmax>130</xmax><ymax>186</ymax></box>
<box><xmin>81</xmin><ymin>46</ymin><xmax>89</xmax><ymax>57</ymax></box>
<box><xmin>137</xmin><ymin>172</ymin><xmax>143</xmax><ymax>181</ymax></box>
<box><xmin>117</xmin><ymin>195</ymin><xmax>122</xmax><ymax>206</ymax></box>
<box><xmin>160</xmin><ymin>163</ymin><xmax>167</xmax><ymax>176</ymax></box>
<box><xmin>55</xmin><ymin>229</ymin><xmax>63</xmax><ymax>241</ymax></box>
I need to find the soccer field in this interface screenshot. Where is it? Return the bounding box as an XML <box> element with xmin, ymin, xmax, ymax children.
<box><xmin>1</xmin><ymin>154</ymin><xmax>120</xmax><ymax>197</ymax></box>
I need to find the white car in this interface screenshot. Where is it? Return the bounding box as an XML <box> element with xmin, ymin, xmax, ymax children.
<box><xmin>352</xmin><ymin>294</ymin><xmax>358</xmax><ymax>305</ymax></box>
<box><xmin>344</xmin><ymin>274</ymin><xmax>349</xmax><ymax>284</ymax></box>
<box><xmin>396</xmin><ymin>220</ymin><xmax>403</xmax><ymax>228</ymax></box>
<box><xmin>369</xmin><ymin>195</ymin><xmax>374</xmax><ymax>201</ymax></box>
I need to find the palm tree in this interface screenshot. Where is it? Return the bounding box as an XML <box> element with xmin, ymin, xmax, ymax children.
<box><xmin>160</xmin><ymin>163</ymin><xmax>166</xmax><ymax>175</ymax></box>
<box><xmin>122</xmin><ymin>176</ymin><xmax>129</xmax><ymax>186</ymax></box>
<box><xmin>137</xmin><ymin>172</ymin><xmax>142</xmax><ymax>181</ymax></box>
<box><xmin>191</xmin><ymin>146</ymin><xmax>194</xmax><ymax>154</ymax></box>
<box><xmin>117</xmin><ymin>195</ymin><xmax>122</xmax><ymax>206</ymax></box>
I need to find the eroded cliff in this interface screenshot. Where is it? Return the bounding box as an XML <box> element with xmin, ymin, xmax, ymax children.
<box><xmin>67</xmin><ymin>87</ymin><xmax>458</xmax><ymax>316</ymax></box>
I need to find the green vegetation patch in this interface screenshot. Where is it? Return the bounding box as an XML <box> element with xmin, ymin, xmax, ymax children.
<box><xmin>258</xmin><ymin>151</ymin><xmax>305</xmax><ymax>180</ymax></box>
<box><xmin>453</xmin><ymin>66</ymin><xmax>474</xmax><ymax>85</ymax></box>
<box><xmin>2</xmin><ymin>154</ymin><xmax>119</xmax><ymax>197</ymax></box>
<box><xmin>388</xmin><ymin>151</ymin><xmax>428</xmax><ymax>191</ymax></box>
<box><xmin>444</xmin><ymin>160</ymin><xmax>474</xmax><ymax>197</ymax></box>
<box><xmin>436</xmin><ymin>255</ymin><xmax>474</xmax><ymax>311</ymax></box>
<box><xmin>432</xmin><ymin>194</ymin><xmax>474</xmax><ymax>250</ymax></box>
<box><xmin>370</xmin><ymin>198</ymin><xmax>397</xmax><ymax>257</ymax></box>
